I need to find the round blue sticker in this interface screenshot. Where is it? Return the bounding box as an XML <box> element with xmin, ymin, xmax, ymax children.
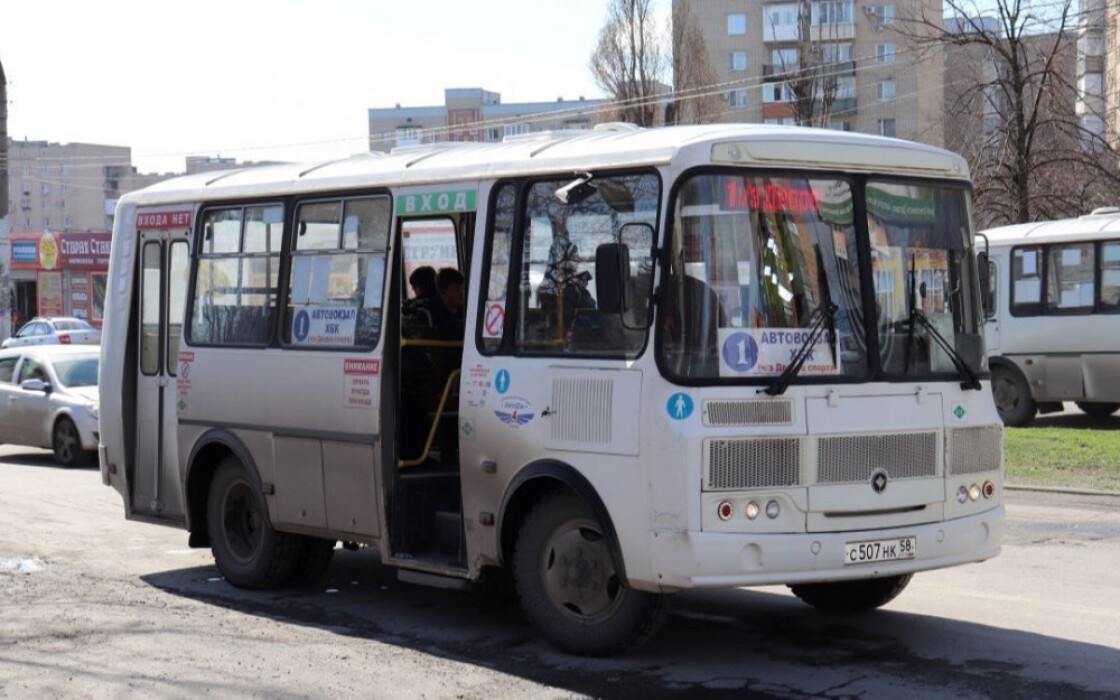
<box><xmin>721</xmin><ymin>331</ymin><xmax>758</xmax><ymax>373</ymax></box>
<box><xmin>667</xmin><ymin>393</ymin><xmax>694</xmax><ymax>420</ymax></box>
<box><xmin>495</xmin><ymin>368</ymin><xmax>511</xmax><ymax>394</ymax></box>
<box><xmin>293</xmin><ymin>309</ymin><xmax>311</xmax><ymax>342</ymax></box>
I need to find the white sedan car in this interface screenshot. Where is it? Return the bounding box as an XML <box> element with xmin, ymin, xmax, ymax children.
<box><xmin>2</xmin><ymin>316</ymin><xmax>102</xmax><ymax>348</ymax></box>
<box><xmin>0</xmin><ymin>345</ymin><xmax>100</xmax><ymax>467</ymax></box>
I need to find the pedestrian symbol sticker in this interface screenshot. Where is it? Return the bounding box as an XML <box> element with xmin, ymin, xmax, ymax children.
<box><xmin>495</xmin><ymin>369</ymin><xmax>511</xmax><ymax>394</ymax></box>
<box><xmin>667</xmin><ymin>393</ymin><xmax>694</xmax><ymax>420</ymax></box>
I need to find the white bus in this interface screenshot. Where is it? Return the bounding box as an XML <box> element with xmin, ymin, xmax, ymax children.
<box><xmin>981</xmin><ymin>208</ymin><xmax>1120</xmax><ymax>426</ymax></box>
<box><xmin>100</xmin><ymin>124</ymin><xmax>1004</xmax><ymax>656</ymax></box>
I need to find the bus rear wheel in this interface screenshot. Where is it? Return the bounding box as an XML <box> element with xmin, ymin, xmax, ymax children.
<box><xmin>207</xmin><ymin>458</ymin><xmax>301</xmax><ymax>589</ymax></box>
<box><xmin>789</xmin><ymin>574</ymin><xmax>913</xmax><ymax>612</ymax></box>
<box><xmin>992</xmin><ymin>365</ymin><xmax>1036</xmax><ymax>427</ymax></box>
<box><xmin>513</xmin><ymin>492</ymin><xmax>667</xmax><ymax>656</ymax></box>
<box><xmin>1075</xmin><ymin>402</ymin><xmax>1120</xmax><ymax>419</ymax></box>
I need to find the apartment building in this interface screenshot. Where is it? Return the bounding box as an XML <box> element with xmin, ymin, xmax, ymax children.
<box><xmin>3</xmin><ymin>140</ymin><xmax>170</xmax><ymax>333</ymax></box>
<box><xmin>368</xmin><ymin>88</ymin><xmax>607</xmax><ymax>152</ymax></box>
<box><xmin>676</xmin><ymin>0</ymin><xmax>945</xmax><ymax>147</ymax></box>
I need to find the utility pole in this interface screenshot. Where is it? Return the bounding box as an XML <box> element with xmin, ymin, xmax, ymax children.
<box><xmin>0</xmin><ymin>57</ymin><xmax>11</xmax><ymax>340</ymax></box>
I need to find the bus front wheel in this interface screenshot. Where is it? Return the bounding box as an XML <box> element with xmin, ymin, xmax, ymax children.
<box><xmin>992</xmin><ymin>365</ymin><xmax>1037</xmax><ymax>427</ymax></box>
<box><xmin>789</xmin><ymin>574</ymin><xmax>913</xmax><ymax>612</ymax></box>
<box><xmin>207</xmin><ymin>458</ymin><xmax>301</xmax><ymax>589</ymax></box>
<box><xmin>513</xmin><ymin>492</ymin><xmax>667</xmax><ymax>656</ymax></box>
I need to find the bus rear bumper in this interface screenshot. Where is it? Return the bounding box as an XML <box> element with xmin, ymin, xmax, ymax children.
<box><xmin>647</xmin><ymin>505</ymin><xmax>1004</xmax><ymax>590</ymax></box>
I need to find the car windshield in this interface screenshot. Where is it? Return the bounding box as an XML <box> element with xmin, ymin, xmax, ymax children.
<box><xmin>52</xmin><ymin>356</ymin><xmax>99</xmax><ymax>387</ymax></box>
<box><xmin>53</xmin><ymin>320</ymin><xmax>92</xmax><ymax>331</ymax></box>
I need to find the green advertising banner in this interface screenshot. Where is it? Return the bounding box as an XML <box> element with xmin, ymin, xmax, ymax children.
<box><xmin>866</xmin><ymin>186</ymin><xmax>937</xmax><ymax>225</ymax></box>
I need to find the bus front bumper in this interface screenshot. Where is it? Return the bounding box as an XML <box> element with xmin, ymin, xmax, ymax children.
<box><xmin>647</xmin><ymin>505</ymin><xmax>1004</xmax><ymax>590</ymax></box>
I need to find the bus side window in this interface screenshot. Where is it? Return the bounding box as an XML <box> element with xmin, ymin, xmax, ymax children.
<box><xmin>1101</xmin><ymin>241</ymin><xmax>1120</xmax><ymax>311</ymax></box>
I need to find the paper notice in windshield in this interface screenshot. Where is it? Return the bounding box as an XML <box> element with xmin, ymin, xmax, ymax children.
<box><xmin>718</xmin><ymin>328</ymin><xmax>840</xmax><ymax>377</ymax></box>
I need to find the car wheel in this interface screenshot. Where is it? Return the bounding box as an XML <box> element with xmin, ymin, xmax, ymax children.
<box><xmin>207</xmin><ymin>457</ymin><xmax>301</xmax><ymax>590</ymax></box>
<box><xmin>991</xmin><ymin>365</ymin><xmax>1036</xmax><ymax>427</ymax></box>
<box><xmin>52</xmin><ymin>417</ymin><xmax>92</xmax><ymax>468</ymax></box>
<box><xmin>789</xmin><ymin>574</ymin><xmax>913</xmax><ymax>612</ymax></box>
<box><xmin>513</xmin><ymin>492</ymin><xmax>667</xmax><ymax>656</ymax></box>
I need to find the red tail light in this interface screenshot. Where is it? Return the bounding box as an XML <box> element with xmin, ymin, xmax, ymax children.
<box><xmin>59</xmin><ymin>335</ymin><xmax>72</xmax><ymax>344</ymax></box>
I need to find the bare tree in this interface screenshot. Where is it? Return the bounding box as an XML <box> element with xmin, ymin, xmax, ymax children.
<box><xmin>900</xmin><ymin>0</ymin><xmax>1120</xmax><ymax>226</ymax></box>
<box><xmin>783</xmin><ymin>0</ymin><xmax>841</xmax><ymax>127</ymax></box>
<box><xmin>667</xmin><ymin>0</ymin><xmax>722</xmax><ymax>125</ymax></box>
<box><xmin>590</xmin><ymin>0</ymin><xmax>667</xmax><ymax>126</ymax></box>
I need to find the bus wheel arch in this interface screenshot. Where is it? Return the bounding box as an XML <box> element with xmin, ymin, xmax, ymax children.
<box><xmin>499</xmin><ymin>462</ymin><xmax>667</xmax><ymax>655</ymax></box>
<box><xmin>184</xmin><ymin>431</ymin><xmax>259</xmax><ymax>549</ymax></box>
<box><xmin>990</xmin><ymin>358</ymin><xmax>1037</xmax><ymax>427</ymax></box>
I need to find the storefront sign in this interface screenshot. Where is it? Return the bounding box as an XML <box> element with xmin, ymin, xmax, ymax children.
<box><xmin>59</xmin><ymin>233</ymin><xmax>112</xmax><ymax>269</ymax></box>
<box><xmin>11</xmin><ymin>237</ymin><xmax>39</xmax><ymax>269</ymax></box>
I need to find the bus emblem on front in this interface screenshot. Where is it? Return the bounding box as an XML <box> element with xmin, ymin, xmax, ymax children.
<box><xmin>871</xmin><ymin>470</ymin><xmax>889</xmax><ymax>494</ymax></box>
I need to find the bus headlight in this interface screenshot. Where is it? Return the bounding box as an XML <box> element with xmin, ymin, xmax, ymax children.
<box><xmin>717</xmin><ymin>500</ymin><xmax>734</xmax><ymax>521</ymax></box>
<box><xmin>969</xmin><ymin>484</ymin><xmax>981</xmax><ymax>502</ymax></box>
<box><xmin>983</xmin><ymin>481</ymin><xmax>995</xmax><ymax>499</ymax></box>
<box><xmin>745</xmin><ymin>501</ymin><xmax>760</xmax><ymax>520</ymax></box>
<box><xmin>957</xmin><ymin>485</ymin><xmax>969</xmax><ymax>504</ymax></box>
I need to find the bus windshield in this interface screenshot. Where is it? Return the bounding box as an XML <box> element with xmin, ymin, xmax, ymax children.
<box><xmin>661</xmin><ymin>172</ymin><xmax>983</xmax><ymax>384</ymax></box>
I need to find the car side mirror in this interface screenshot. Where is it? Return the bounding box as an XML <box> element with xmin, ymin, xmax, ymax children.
<box><xmin>20</xmin><ymin>379</ymin><xmax>50</xmax><ymax>393</ymax></box>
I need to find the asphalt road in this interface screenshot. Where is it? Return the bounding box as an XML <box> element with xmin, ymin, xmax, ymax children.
<box><xmin>1</xmin><ymin>445</ymin><xmax>1118</xmax><ymax>699</ymax></box>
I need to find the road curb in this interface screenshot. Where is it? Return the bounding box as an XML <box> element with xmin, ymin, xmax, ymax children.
<box><xmin>1005</xmin><ymin>483</ymin><xmax>1120</xmax><ymax>498</ymax></box>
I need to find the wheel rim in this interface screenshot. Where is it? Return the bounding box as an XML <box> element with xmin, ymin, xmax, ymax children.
<box><xmin>992</xmin><ymin>372</ymin><xmax>1021</xmax><ymax>415</ymax></box>
<box><xmin>54</xmin><ymin>420</ymin><xmax>78</xmax><ymax>463</ymax></box>
<box><xmin>540</xmin><ymin>518</ymin><xmax>625</xmax><ymax>624</ymax></box>
<box><xmin>222</xmin><ymin>479</ymin><xmax>263</xmax><ymax>563</ymax></box>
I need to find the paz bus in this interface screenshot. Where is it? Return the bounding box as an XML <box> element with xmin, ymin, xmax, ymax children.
<box><xmin>99</xmin><ymin>124</ymin><xmax>1004</xmax><ymax>655</ymax></box>
<box><xmin>981</xmin><ymin>208</ymin><xmax>1120</xmax><ymax>426</ymax></box>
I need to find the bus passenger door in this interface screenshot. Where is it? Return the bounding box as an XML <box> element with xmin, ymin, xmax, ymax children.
<box><xmin>132</xmin><ymin>229</ymin><xmax>190</xmax><ymax>522</ymax></box>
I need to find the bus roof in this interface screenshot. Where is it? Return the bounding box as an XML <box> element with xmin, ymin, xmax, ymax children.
<box><xmin>121</xmin><ymin>124</ymin><xmax>970</xmax><ymax>206</ymax></box>
<box><xmin>982</xmin><ymin>208</ymin><xmax>1120</xmax><ymax>247</ymax></box>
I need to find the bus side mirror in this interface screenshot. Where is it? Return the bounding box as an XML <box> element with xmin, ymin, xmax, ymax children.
<box><xmin>976</xmin><ymin>234</ymin><xmax>995</xmax><ymax>319</ymax></box>
<box><xmin>595</xmin><ymin>243</ymin><xmax>631</xmax><ymax>313</ymax></box>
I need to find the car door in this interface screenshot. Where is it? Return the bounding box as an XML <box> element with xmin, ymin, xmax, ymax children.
<box><xmin>0</xmin><ymin>355</ymin><xmax>23</xmax><ymax>442</ymax></box>
<box><xmin>7</xmin><ymin>356</ymin><xmax>52</xmax><ymax>446</ymax></box>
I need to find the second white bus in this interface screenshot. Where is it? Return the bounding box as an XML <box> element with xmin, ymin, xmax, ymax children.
<box><xmin>981</xmin><ymin>208</ymin><xmax>1120</xmax><ymax>426</ymax></box>
<box><xmin>100</xmin><ymin>124</ymin><xmax>1004</xmax><ymax>655</ymax></box>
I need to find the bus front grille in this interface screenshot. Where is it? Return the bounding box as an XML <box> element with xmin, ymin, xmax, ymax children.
<box><xmin>703</xmin><ymin>399</ymin><xmax>793</xmax><ymax>426</ymax></box>
<box><xmin>705</xmin><ymin>438</ymin><xmax>801</xmax><ymax>490</ymax></box>
<box><xmin>817</xmin><ymin>432</ymin><xmax>938</xmax><ymax>484</ymax></box>
<box><xmin>946</xmin><ymin>426</ymin><xmax>1003</xmax><ymax>474</ymax></box>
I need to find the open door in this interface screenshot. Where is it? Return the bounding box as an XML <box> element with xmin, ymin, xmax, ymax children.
<box><xmin>131</xmin><ymin>227</ymin><xmax>189</xmax><ymax>522</ymax></box>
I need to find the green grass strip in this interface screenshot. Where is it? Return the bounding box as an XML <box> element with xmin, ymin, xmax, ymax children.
<box><xmin>1005</xmin><ymin>427</ymin><xmax>1120</xmax><ymax>492</ymax></box>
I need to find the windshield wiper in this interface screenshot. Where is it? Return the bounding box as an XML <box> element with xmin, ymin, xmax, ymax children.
<box><xmin>762</xmin><ymin>246</ymin><xmax>838</xmax><ymax>396</ymax></box>
<box><xmin>903</xmin><ymin>253</ymin><xmax>981</xmax><ymax>391</ymax></box>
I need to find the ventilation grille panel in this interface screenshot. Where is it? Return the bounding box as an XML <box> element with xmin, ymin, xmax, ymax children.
<box><xmin>706</xmin><ymin>438</ymin><xmax>802</xmax><ymax>490</ymax></box>
<box><xmin>947</xmin><ymin>426</ymin><xmax>1003</xmax><ymax>475</ymax></box>
<box><xmin>817</xmin><ymin>432</ymin><xmax>938</xmax><ymax>484</ymax></box>
<box><xmin>550</xmin><ymin>377</ymin><xmax>613</xmax><ymax>444</ymax></box>
<box><xmin>704</xmin><ymin>400</ymin><xmax>793</xmax><ymax>426</ymax></box>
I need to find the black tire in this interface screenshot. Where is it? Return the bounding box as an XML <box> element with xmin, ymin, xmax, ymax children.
<box><xmin>790</xmin><ymin>574</ymin><xmax>913</xmax><ymax>612</ymax></box>
<box><xmin>207</xmin><ymin>458</ymin><xmax>301</xmax><ymax>590</ymax></box>
<box><xmin>287</xmin><ymin>536</ymin><xmax>336</xmax><ymax>586</ymax></box>
<box><xmin>52</xmin><ymin>416</ymin><xmax>92</xmax><ymax>468</ymax></box>
<box><xmin>512</xmin><ymin>492</ymin><xmax>667</xmax><ymax>656</ymax></box>
<box><xmin>1075</xmin><ymin>402</ymin><xmax>1120</xmax><ymax>419</ymax></box>
<box><xmin>991</xmin><ymin>365</ymin><xmax>1036</xmax><ymax>427</ymax></box>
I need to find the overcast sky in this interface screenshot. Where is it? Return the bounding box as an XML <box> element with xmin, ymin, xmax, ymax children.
<box><xmin>3</xmin><ymin>1</ymin><xmax>659</xmax><ymax>173</ymax></box>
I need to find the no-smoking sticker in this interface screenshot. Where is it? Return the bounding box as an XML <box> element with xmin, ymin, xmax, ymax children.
<box><xmin>482</xmin><ymin>301</ymin><xmax>505</xmax><ymax>339</ymax></box>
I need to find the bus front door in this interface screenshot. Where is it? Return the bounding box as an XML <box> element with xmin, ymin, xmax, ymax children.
<box><xmin>132</xmin><ymin>228</ymin><xmax>190</xmax><ymax>522</ymax></box>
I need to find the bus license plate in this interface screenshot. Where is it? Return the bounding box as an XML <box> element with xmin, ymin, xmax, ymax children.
<box><xmin>843</xmin><ymin>537</ymin><xmax>916</xmax><ymax>565</ymax></box>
